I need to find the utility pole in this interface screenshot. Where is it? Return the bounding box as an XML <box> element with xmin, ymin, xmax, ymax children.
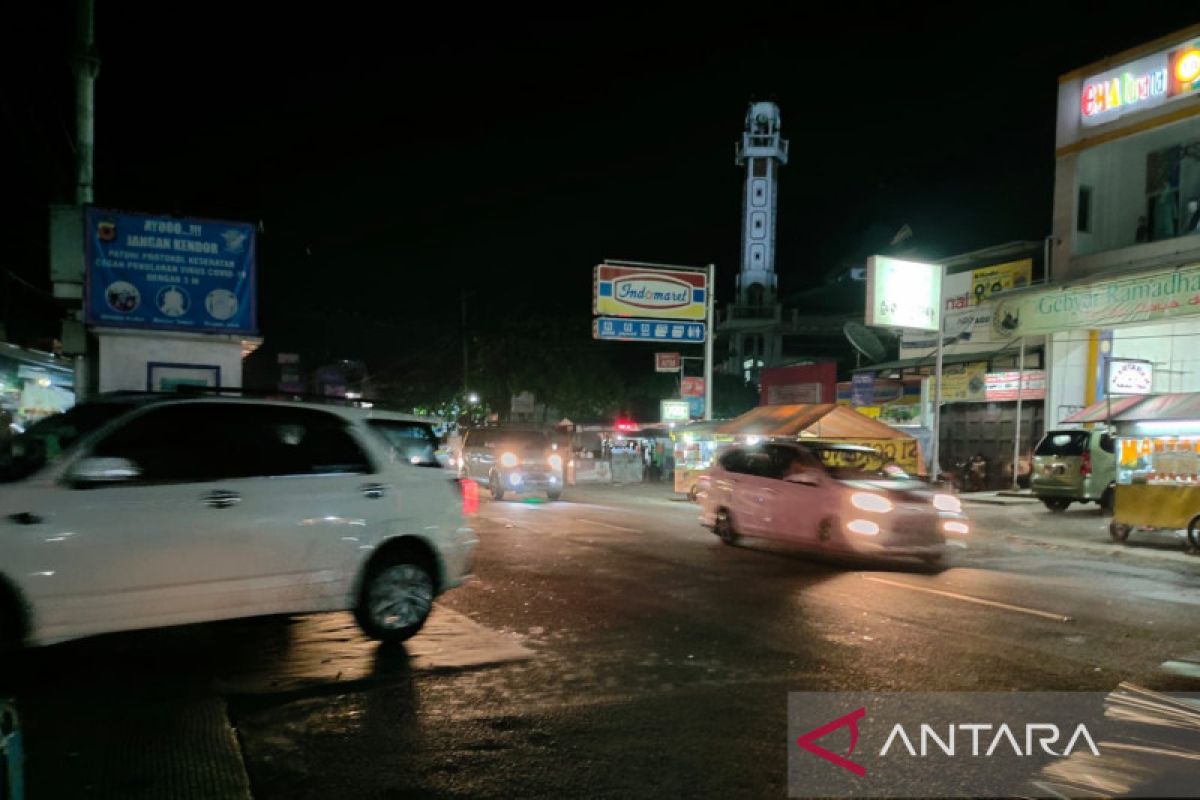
<box><xmin>74</xmin><ymin>0</ymin><xmax>98</xmax><ymax>205</ymax></box>
<box><xmin>704</xmin><ymin>263</ymin><xmax>715</xmax><ymax>420</ymax></box>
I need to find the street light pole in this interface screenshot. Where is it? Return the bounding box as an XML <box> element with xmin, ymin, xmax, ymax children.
<box><xmin>704</xmin><ymin>263</ymin><xmax>715</xmax><ymax>421</ymax></box>
<box><xmin>930</xmin><ymin>263</ymin><xmax>946</xmax><ymax>483</ymax></box>
<box><xmin>1011</xmin><ymin>336</ymin><xmax>1026</xmax><ymax>491</ymax></box>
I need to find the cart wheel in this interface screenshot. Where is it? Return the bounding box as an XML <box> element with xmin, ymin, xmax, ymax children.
<box><xmin>1109</xmin><ymin>521</ymin><xmax>1132</xmax><ymax>544</ymax></box>
<box><xmin>1187</xmin><ymin>516</ymin><xmax>1200</xmax><ymax>553</ymax></box>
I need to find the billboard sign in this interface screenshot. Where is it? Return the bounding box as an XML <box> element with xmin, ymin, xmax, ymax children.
<box><xmin>1080</xmin><ymin>38</ymin><xmax>1200</xmax><ymax>127</ymax></box>
<box><xmin>660</xmin><ymin>399</ymin><xmax>690</xmax><ymax>422</ymax></box>
<box><xmin>594</xmin><ymin>317</ymin><xmax>706</xmax><ymax>343</ymax></box>
<box><xmin>991</xmin><ymin>264</ymin><xmax>1200</xmax><ymax>337</ymax></box>
<box><xmin>970</xmin><ymin>258</ymin><xmax>1033</xmax><ymax>304</ymax></box>
<box><xmin>865</xmin><ymin>256</ymin><xmax>942</xmax><ymax>331</ymax></box>
<box><xmin>85</xmin><ymin>208</ymin><xmax>257</xmax><ymax>334</ymax></box>
<box><xmin>655</xmin><ymin>352</ymin><xmax>681</xmax><ymax>372</ymax></box>
<box><xmin>594</xmin><ymin>265</ymin><xmax>707</xmax><ymax>320</ymax></box>
<box><xmin>1108</xmin><ymin>358</ymin><xmax>1154</xmax><ymax>395</ymax></box>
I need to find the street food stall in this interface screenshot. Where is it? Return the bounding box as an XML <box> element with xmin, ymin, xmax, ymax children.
<box><xmin>1066</xmin><ymin>393</ymin><xmax>1200</xmax><ymax>551</ymax></box>
<box><xmin>0</xmin><ymin>342</ymin><xmax>75</xmax><ymax>435</ymax></box>
<box><xmin>670</xmin><ymin>420</ymin><xmax>734</xmax><ymax>497</ymax></box>
<box><xmin>714</xmin><ymin>403</ymin><xmax>926</xmax><ymax>476</ymax></box>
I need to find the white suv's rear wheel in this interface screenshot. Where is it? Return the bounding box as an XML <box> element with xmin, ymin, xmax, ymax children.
<box><xmin>355</xmin><ymin>560</ymin><xmax>435</xmax><ymax>643</ymax></box>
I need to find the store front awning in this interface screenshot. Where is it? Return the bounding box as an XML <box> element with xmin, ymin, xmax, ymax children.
<box><xmin>1062</xmin><ymin>393</ymin><xmax>1200</xmax><ymax>424</ymax></box>
<box><xmin>716</xmin><ymin>404</ymin><xmax>914</xmax><ymax>440</ymax></box>
<box><xmin>1061</xmin><ymin>396</ymin><xmax>1146</xmax><ymax>424</ymax></box>
<box><xmin>851</xmin><ymin>347</ymin><xmax>1017</xmax><ymax>374</ymax></box>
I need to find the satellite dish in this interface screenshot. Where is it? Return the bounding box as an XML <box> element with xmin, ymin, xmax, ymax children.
<box><xmin>843</xmin><ymin>321</ymin><xmax>887</xmax><ymax>363</ymax></box>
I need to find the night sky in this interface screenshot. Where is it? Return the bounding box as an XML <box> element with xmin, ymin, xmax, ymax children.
<box><xmin>3</xmin><ymin>5</ymin><xmax>1198</xmax><ymax>390</ymax></box>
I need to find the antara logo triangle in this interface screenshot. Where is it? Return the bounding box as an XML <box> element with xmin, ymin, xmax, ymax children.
<box><xmin>795</xmin><ymin>707</ymin><xmax>867</xmax><ymax>777</ymax></box>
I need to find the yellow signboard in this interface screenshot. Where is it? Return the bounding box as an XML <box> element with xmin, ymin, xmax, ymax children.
<box><xmin>971</xmin><ymin>258</ymin><xmax>1032</xmax><ymax>304</ymax></box>
<box><xmin>929</xmin><ymin>362</ymin><xmax>988</xmax><ymax>402</ymax></box>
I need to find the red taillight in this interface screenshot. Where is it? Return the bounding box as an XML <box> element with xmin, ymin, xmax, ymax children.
<box><xmin>457</xmin><ymin>478</ymin><xmax>479</xmax><ymax>515</ymax></box>
<box><xmin>1081</xmin><ymin>450</ymin><xmax>1092</xmax><ymax>477</ymax></box>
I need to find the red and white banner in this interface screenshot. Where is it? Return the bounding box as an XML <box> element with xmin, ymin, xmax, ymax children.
<box><xmin>985</xmin><ymin>370</ymin><xmax>1046</xmax><ymax>401</ymax></box>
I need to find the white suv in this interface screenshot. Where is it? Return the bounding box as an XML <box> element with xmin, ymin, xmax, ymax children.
<box><xmin>0</xmin><ymin>395</ymin><xmax>477</xmax><ymax>649</ymax></box>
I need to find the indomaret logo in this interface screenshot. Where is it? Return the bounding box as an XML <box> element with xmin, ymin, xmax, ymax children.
<box><xmin>795</xmin><ymin>707</ymin><xmax>1101</xmax><ymax>777</ymax></box>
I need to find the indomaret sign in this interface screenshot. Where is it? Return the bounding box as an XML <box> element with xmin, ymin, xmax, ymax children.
<box><xmin>593</xmin><ymin>265</ymin><xmax>707</xmax><ymax>321</ymax></box>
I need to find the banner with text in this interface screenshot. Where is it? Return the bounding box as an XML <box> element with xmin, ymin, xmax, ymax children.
<box><xmin>992</xmin><ymin>263</ymin><xmax>1200</xmax><ymax>337</ymax></box>
<box><xmin>85</xmin><ymin>208</ymin><xmax>257</xmax><ymax>334</ymax></box>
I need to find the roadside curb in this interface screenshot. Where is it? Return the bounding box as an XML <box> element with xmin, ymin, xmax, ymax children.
<box><xmin>961</xmin><ymin>496</ymin><xmax>1041</xmax><ymax>506</ymax></box>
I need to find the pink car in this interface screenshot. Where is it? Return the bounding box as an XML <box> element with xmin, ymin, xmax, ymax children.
<box><xmin>699</xmin><ymin>442</ymin><xmax>968</xmax><ymax>564</ymax></box>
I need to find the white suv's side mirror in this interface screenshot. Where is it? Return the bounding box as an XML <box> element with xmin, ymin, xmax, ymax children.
<box><xmin>69</xmin><ymin>457</ymin><xmax>141</xmax><ymax>486</ymax></box>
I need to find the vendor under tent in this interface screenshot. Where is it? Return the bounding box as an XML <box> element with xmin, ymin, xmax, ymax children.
<box><xmin>1064</xmin><ymin>392</ymin><xmax>1200</xmax><ymax>551</ymax></box>
<box><xmin>670</xmin><ymin>419</ymin><xmax>734</xmax><ymax>496</ymax></box>
<box><xmin>715</xmin><ymin>403</ymin><xmax>925</xmax><ymax>475</ymax></box>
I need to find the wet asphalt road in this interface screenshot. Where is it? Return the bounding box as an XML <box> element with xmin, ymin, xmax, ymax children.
<box><xmin>8</xmin><ymin>484</ymin><xmax>1200</xmax><ymax>798</ymax></box>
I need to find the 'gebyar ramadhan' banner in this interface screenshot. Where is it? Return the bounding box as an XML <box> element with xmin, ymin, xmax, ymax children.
<box><xmin>85</xmin><ymin>207</ymin><xmax>257</xmax><ymax>334</ymax></box>
<box><xmin>993</xmin><ymin>263</ymin><xmax>1200</xmax><ymax>337</ymax></box>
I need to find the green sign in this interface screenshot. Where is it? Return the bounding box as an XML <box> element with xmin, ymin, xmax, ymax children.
<box><xmin>993</xmin><ymin>263</ymin><xmax>1200</xmax><ymax>337</ymax></box>
<box><xmin>661</xmin><ymin>399</ymin><xmax>691</xmax><ymax>422</ymax></box>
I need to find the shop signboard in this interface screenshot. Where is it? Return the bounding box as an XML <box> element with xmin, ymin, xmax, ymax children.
<box><xmin>594</xmin><ymin>317</ymin><xmax>706</xmax><ymax>343</ymax></box>
<box><xmin>593</xmin><ymin>265</ymin><xmax>707</xmax><ymax>320</ymax></box>
<box><xmin>765</xmin><ymin>383</ymin><xmax>821</xmax><ymax>405</ymax></box>
<box><xmin>1080</xmin><ymin>37</ymin><xmax>1200</xmax><ymax>127</ymax></box>
<box><xmin>660</xmin><ymin>399</ymin><xmax>691</xmax><ymax>422</ymax></box>
<box><xmin>971</xmin><ymin>259</ymin><xmax>1033</xmax><ymax>304</ymax></box>
<box><xmin>655</xmin><ymin>352</ymin><xmax>681</xmax><ymax>372</ymax></box>
<box><xmin>900</xmin><ymin>260</ymin><xmax>1032</xmax><ymax>357</ymax></box>
<box><xmin>992</xmin><ymin>263</ymin><xmax>1200</xmax><ymax>337</ymax></box>
<box><xmin>681</xmin><ymin>377</ymin><xmax>705</xmax><ymax>418</ymax></box>
<box><xmin>928</xmin><ymin>362</ymin><xmax>988</xmax><ymax>402</ymax></box>
<box><xmin>865</xmin><ymin>256</ymin><xmax>942</xmax><ymax>331</ymax></box>
<box><xmin>681</xmin><ymin>377</ymin><xmax>704</xmax><ymax>397</ymax></box>
<box><xmin>85</xmin><ymin>208</ymin><xmax>257</xmax><ymax>334</ymax></box>
<box><xmin>851</xmin><ymin>372</ymin><xmax>875</xmax><ymax>406</ymax></box>
<box><xmin>984</xmin><ymin>370</ymin><xmax>1047</xmax><ymax>401</ymax></box>
<box><xmin>1107</xmin><ymin>358</ymin><xmax>1154</xmax><ymax>395</ymax></box>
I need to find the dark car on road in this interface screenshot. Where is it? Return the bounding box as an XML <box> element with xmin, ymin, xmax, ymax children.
<box><xmin>458</xmin><ymin>427</ymin><xmax>564</xmax><ymax>501</ymax></box>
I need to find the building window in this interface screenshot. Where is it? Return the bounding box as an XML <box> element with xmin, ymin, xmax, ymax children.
<box><xmin>1072</xmin><ymin>116</ymin><xmax>1200</xmax><ymax>257</ymax></box>
<box><xmin>1077</xmin><ymin>185</ymin><xmax>1092</xmax><ymax>233</ymax></box>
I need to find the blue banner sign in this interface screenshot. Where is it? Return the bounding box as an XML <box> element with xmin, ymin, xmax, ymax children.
<box><xmin>85</xmin><ymin>208</ymin><xmax>257</xmax><ymax>334</ymax></box>
<box><xmin>593</xmin><ymin>317</ymin><xmax>706</xmax><ymax>343</ymax></box>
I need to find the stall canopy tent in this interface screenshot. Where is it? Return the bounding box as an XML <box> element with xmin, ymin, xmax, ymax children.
<box><xmin>716</xmin><ymin>403</ymin><xmax>915</xmax><ymax>440</ymax></box>
<box><xmin>1063</xmin><ymin>393</ymin><xmax>1200</xmax><ymax>424</ymax></box>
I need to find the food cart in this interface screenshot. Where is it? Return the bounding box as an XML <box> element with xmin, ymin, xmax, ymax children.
<box><xmin>1066</xmin><ymin>393</ymin><xmax>1200</xmax><ymax>551</ymax></box>
<box><xmin>670</xmin><ymin>420</ymin><xmax>734</xmax><ymax>498</ymax></box>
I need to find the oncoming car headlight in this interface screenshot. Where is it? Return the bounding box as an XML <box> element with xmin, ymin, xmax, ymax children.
<box><xmin>932</xmin><ymin>493</ymin><xmax>962</xmax><ymax>513</ymax></box>
<box><xmin>850</xmin><ymin>492</ymin><xmax>893</xmax><ymax>513</ymax></box>
<box><xmin>500</xmin><ymin>452</ymin><xmax>519</xmax><ymax>468</ymax></box>
<box><xmin>548</xmin><ymin>454</ymin><xmax>563</xmax><ymax>470</ymax></box>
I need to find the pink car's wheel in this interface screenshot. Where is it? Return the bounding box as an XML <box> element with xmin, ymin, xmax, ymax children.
<box><xmin>715</xmin><ymin>509</ymin><xmax>740</xmax><ymax>546</ymax></box>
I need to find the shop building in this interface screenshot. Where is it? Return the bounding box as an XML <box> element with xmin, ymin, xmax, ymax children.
<box><xmin>1014</xmin><ymin>25</ymin><xmax>1200</xmax><ymax>427</ymax></box>
<box><xmin>849</xmin><ymin>242</ymin><xmax>1049</xmax><ymax>487</ymax></box>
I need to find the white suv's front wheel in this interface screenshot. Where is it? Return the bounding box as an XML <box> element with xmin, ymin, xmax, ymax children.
<box><xmin>355</xmin><ymin>559</ymin><xmax>435</xmax><ymax>643</ymax></box>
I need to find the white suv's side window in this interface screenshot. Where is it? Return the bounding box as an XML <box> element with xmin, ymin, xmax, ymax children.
<box><xmin>88</xmin><ymin>403</ymin><xmax>373</xmax><ymax>484</ymax></box>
